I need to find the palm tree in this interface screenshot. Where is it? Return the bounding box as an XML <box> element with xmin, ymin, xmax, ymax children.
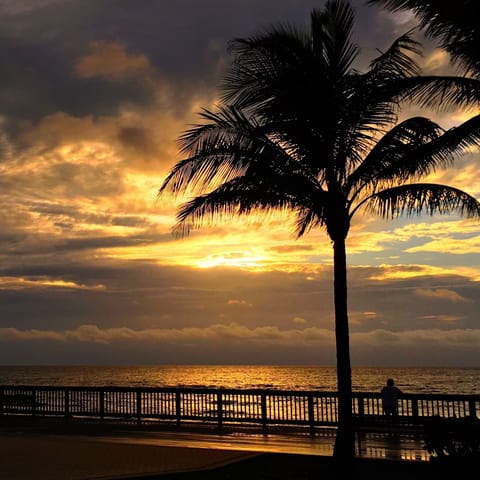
<box><xmin>368</xmin><ymin>1</ymin><xmax>480</xmax><ymax>77</ymax></box>
<box><xmin>159</xmin><ymin>0</ymin><xmax>480</xmax><ymax>462</ymax></box>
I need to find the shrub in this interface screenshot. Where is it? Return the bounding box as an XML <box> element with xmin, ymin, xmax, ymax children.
<box><xmin>423</xmin><ymin>415</ymin><xmax>480</xmax><ymax>459</ymax></box>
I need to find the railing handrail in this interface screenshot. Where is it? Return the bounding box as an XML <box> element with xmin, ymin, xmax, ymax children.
<box><xmin>2</xmin><ymin>385</ymin><xmax>479</xmax><ymax>397</ymax></box>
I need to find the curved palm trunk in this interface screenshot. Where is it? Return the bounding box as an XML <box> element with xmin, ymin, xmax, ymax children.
<box><xmin>332</xmin><ymin>236</ymin><xmax>355</xmax><ymax>461</ymax></box>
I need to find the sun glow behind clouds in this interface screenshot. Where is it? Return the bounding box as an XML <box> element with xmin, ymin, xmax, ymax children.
<box><xmin>197</xmin><ymin>251</ymin><xmax>265</xmax><ymax>268</ymax></box>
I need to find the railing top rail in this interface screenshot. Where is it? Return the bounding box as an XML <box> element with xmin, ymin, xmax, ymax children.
<box><xmin>0</xmin><ymin>385</ymin><xmax>479</xmax><ymax>400</ymax></box>
<box><xmin>0</xmin><ymin>385</ymin><xmax>337</xmax><ymax>396</ymax></box>
<box><xmin>356</xmin><ymin>391</ymin><xmax>480</xmax><ymax>400</ymax></box>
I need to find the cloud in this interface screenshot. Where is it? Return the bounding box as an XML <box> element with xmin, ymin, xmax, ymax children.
<box><xmin>422</xmin><ymin>49</ymin><xmax>451</xmax><ymax>74</ymax></box>
<box><xmin>269</xmin><ymin>244</ymin><xmax>314</xmax><ymax>253</ymax></box>
<box><xmin>0</xmin><ymin>276</ymin><xmax>105</xmax><ymax>291</ymax></box>
<box><xmin>2</xmin><ymin>324</ymin><xmax>479</xmax><ymax>356</ymax></box>
<box><xmin>75</xmin><ymin>41</ymin><xmax>153</xmax><ymax>80</ymax></box>
<box><xmin>0</xmin><ymin>0</ymin><xmax>479</xmax><ymax>367</ymax></box>
<box><xmin>406</xmin><ymin>236</ymin><xmax>480</xmax><ymax>255</ymax></box>
<box><xmin>0</xmin><ymin>0</ymin><xmax>64</xmax><ymax>16</ymax></box>
<box><xmin>417</xmin><ymin>315</ymin><xmax>465</xmax><ymax>323</ymax></box>
<box><xmin>415</xmin><ymin>288</ymin><xmax>473</xmax><ymax>303</ymax></box>
<box><xmin>368</xmin><ymin>264</ymin><xmax>455</xmax><ymax>280</ymax></box>
<box><xmin>292</xmin><ymin>317</ymin><xmax>307</xmax><ymax>325</ymax></box>
<box><xmin>0</xmin><ymin>323</ymin><xmax>335</xmax><ymax>346</ymax></box>
<box><xmin>353</xmin><ymin>328</ymin><xmax>480</xmax><ymax>347</ymax></box>
<box><xmin>227</xmin><ymin>299</ymin><xmax>253</xmax><ymax>307</ymax></box>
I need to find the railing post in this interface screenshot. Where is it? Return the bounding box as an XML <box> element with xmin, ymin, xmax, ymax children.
<box><xmin>100</xmin><ymin>390</ymin><xmax>105</xmax><ymax>421</ymax></box>
<box><xmin>358</xmin><ymin>393</ymin><xmax>365</xmax><ymax>427</ymax></box>
<box><xmin>308</xmin><ymin>393</ymin><xmax>315</xmax><ymax>432</ymax></box>
<box><xmin>175</xmin><ymin>391</ymin><xmax>181</xmax><ymax>425</ymax></box>
<box><xmin>468</xmin><ymin>399</ymin><xmax>476</xmax><ymax>418</ymax></box>
<box><xmin>261</xmin><ymin>393</ymin><xmax>267</xmax><ymax>432</ymax></box>
<box><xmin>217</xmin><ymin>392</ymin><xmax>223</xmax><ymax>429</ymax></box>
<box><xmin>31</xmin><ymin>389</ymin><xmax>36</xmax><ymax>417</ymax></box>
<box><xmin>136</xmin><ymin>389</ymin><xmax>142</xmax><ymax>424</ymax></box>
<box><xmin>64</xmin><ymin>388</ymin><xmax>70</xmax><ymax>419</ymax></box>
<box><xmin>357</xmin><ymin>394</ymin><xmax>365</xmax><ymax>420</ymax></box>
<box><xmin>411</xmin><ymin>398</ymin><xmax>419</xmax><ymax>426</ymax></box>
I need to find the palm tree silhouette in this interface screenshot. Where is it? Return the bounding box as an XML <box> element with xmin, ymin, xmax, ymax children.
<box><xmin>159</xmin><ymin>0</ymin><xmax>480</xmax><ymax>461</ymax></box>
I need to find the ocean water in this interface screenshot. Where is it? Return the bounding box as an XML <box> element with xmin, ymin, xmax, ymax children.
<box><xmin>0</xmin><ymin>365</ymin><xmax>478</xmax><ymax>395</ymax></box>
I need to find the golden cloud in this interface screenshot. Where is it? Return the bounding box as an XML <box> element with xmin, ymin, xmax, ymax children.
<box><xmin>369</xmin><ymin>264</ymin><xmax>459</xmax><ymax>280</ymax></box>
<box><xmin>292</xmin><ymin>317</ymin><xmax>308</xmax><ymax>325</ymax></box>
<box><xmin>406</xmin><ymin>236</ymin><xmax>480</xmax><ymax>254</ymax></box>
<box><xmin>227</xmin><ymin>299</ymin><xmax>253</xmax><ymax>307</ymax></box>
<box><xmin>422</xmin><ymin>49</ymin><xmax>450</xmax><ymax>74</ymax></box>
<box><xmin>75</xmin><ymin>41</ymin><xmax>152</xmax><ymax>80</ymax></box>
<box><xmin>417</xmin><ymin>314</ymin><xmax>465</xmax><ymax>323</ymax></box>
<box><xmin>0</xmin><ymin>276</ymin><xmax>105</xmax><ymax>291</ymax></box>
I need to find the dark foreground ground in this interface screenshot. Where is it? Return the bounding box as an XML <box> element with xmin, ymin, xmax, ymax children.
<box><xmin>136</xmin><ymin>452</ymin><xmax>465</xmax><ymax>480</ymax></box>
<box><xmin>1</xmin><ymin>415</ymin><xmax>474</xmax><ymax>479</ymax></box>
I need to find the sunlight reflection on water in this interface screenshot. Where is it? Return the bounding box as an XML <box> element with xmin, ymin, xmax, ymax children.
<box><xmin>0</xmin><ymin>365</ymin><xmax>478</xmax><ymax>394</ymax></box>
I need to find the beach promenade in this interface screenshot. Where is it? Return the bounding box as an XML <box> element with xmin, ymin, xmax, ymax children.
<box><xmin>0</xmin><ymin>416</ymin><xmax>431</xmax><ymax>479</ymax></box>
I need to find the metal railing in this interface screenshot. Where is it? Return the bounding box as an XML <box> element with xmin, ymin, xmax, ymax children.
<box><xmin>1</xmin><ymin>385</ymin><xmax>478</xmax><ymax>431</ymax></box>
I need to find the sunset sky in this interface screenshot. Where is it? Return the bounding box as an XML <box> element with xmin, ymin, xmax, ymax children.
<box><xmin>0</xmin><ymin>0</ymin><xmax>479</xmax><ymax>367</ymax></box>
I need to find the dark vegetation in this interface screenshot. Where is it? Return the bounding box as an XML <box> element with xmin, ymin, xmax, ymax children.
<box><xmin>424</xmin><ymin>415</ymin><xmax>480</xmax><ymax>460</ymax></box>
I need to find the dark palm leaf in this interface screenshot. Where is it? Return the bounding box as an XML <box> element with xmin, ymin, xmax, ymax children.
<box><xmin>368</xmin><ymin>0</ymin><xmax>480</xmax><ymax>77</ymax></box>
<box><xmin>366</xmin><ymin>183</ymin><xmax>480</xmax><ymax>219</ymax></box>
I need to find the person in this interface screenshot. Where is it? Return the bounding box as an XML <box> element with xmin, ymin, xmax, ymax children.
<box><xmin>381</xmin><ymin>378</ymin><xmax>403</xmax><ymax>419</ymax></box>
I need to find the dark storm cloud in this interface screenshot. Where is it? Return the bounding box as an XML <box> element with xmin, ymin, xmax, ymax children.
<box><xmin>0</xmin><ymin>231</ymin><xmax>166</xmax><ymax>256</ymax></box>
<box><xmin>348</xmin><ymin>268</ymin><xmax>480</xmax><ymax>332</ymax></box>
<box><xmin>0</xmin><ymin>30</ymin><xmax>155</xmax><ymax>130</ymax></box>
<box><xmin>0</xmin><ymin>0</ymin><xmax>403</xmax><ymax>134</ymax></box>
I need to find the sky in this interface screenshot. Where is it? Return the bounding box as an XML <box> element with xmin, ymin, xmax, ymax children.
<box><xmin>0</xmin><ymin>0</ymin><xmax>479</xmax><ymax>367</ymax></box>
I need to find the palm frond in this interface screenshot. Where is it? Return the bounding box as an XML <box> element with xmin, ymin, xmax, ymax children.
<box><xmin>348</xmin><ymin>116</ymin><xmax>445</xmax><ymax>193</ymax></box>
<box><xmin>159</xmin><ymin>105</ymin><xmax>292</xmax><ymax>196</ymax></box>
<box><xmin>349</xmin><ymin>113</ymin><xmax>480</xmax><ymax>215</ymax></box>
<box><xmin>222</xmin><ymin>27</ymin><xmax>310</xmax><ymax>110</ymax></box>
<box><xmin>368</xmin><ymin>0</ymin><xmax>480</xmax><ymax>77</ymax></box>
<box><xmin>171</xmin><ymin>172</ymin><xmax>326</xmax><ymax>238</ymax></box>
<box><xmin>396</xmin><ymin>76</ymin><xmax>480</xmax><ymax>110</ymax></box>
<box><xmin>311</xmin><ymin>0</ymin><xmax>358</xmax><ymax>78</ymax></box>
<box><xmin>368</xmin><ymin>30</ymin><xmax>421</xmax><ymax>80</ymax></box>
<box><xmin>366</xmin><ymin>183</ymin><xmax>480</xmax><ymax>219</ymax></box>
<box><xmin>294</xmin><ymin>206</ymin><xmax>327</xmax><ymax>237</ymax></box>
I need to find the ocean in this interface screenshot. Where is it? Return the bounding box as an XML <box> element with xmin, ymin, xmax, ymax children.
<box><xmin>0</xmin><ymin>365</ymin><xmax>478</xmax><ymax>395</ymax></box>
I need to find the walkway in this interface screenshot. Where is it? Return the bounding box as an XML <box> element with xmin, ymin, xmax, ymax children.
<box><xmin>84</xmin><ymin>426</ymin><xmax>428</xmax><ymax>461</ymax></box>
<box><xmin>0</xmin><ymin>416</ymin><xmax>430</xmax><ymax>479</ymax></box>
